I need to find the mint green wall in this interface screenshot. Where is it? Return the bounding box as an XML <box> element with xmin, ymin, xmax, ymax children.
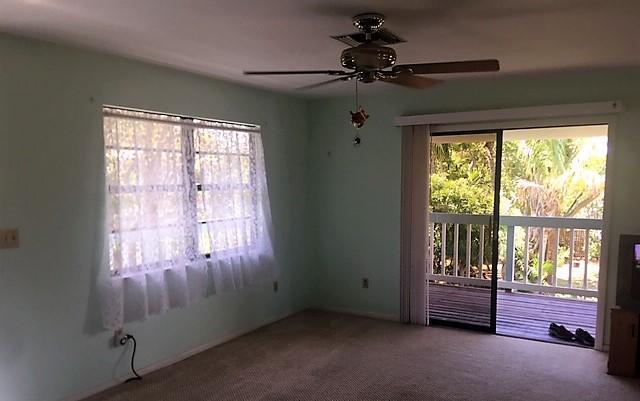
<box><xmin>308</xmin><ymin>69</ymin><xmax>640</xmax><ymax>335</ymax></box>
<box><xmin>2</xmin><ymin>31</ymin><xmax>640</xmax><ymax>401</ymax></box>
<box><xmin>0</xmin><ymin>34</ymin><xmax>311</xmax><ymax>401</ymax></box>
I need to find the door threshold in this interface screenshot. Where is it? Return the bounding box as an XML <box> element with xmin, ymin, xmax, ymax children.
<box><xmin>428</xmin><ymin>318</ymin><xmax>492</xmax><ymax>333</ymax></box>
<box><xmin>495</xmin><ymin>332</ymin><xmax>595</xmax><ymax>349</ymax></box>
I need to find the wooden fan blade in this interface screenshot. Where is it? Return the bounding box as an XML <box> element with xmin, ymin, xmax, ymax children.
<box><xmin>297</xmin><ymin>76</ymin><xmax>354</xmax><ymax>90</ymax></box>
<box><xmin>244</xmin><ymin>70</ymin><xmax>349</xmax><ymax>76</ymax></box>
<box><xmin>380</xmin><ymin>72</ymin><xmax>441</xmax><ymax>89</ymax></box>
<box><xmin>393</xmin><ymin>59</ymin><xmax>500</xmax><ymax>74</ymax></box>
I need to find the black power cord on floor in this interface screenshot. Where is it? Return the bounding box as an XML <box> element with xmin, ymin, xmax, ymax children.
<box><xmin>119</xmin><ymin>334</ymin><xmax>143</xmax><ymax>383</ymax></box>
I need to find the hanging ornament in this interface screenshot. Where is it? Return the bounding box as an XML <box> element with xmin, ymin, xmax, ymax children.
<box><xmin>350</xmin><ymin>106</ymin><xmax>370</xmax><ymax>129</ymax></box>
<box><xmin>350</xmin><ymin>79</ymin><xmax>369</xmax><ymax>146</ymax></box>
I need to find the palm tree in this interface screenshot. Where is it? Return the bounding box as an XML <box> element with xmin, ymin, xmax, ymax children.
<box><xmin>503</xmin><ymin>138</ymin><xmax>606</xmax><ymax>284</ymax></box>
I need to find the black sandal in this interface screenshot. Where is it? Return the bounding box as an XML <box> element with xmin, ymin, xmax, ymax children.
<box><xmin>575</xmin><ymin>328</ymin><xmax>595</xmax><ymax>347</ymax></box>
<box><xmin>549</xmin><ymin>323</ymin><xmax>576</xmax><ymax>342</ymax></box>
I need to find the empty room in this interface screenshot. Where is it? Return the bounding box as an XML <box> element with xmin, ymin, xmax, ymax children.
<box><xmin>2</xmin><ymin>1</ymin><xmax>640</xmax><ymax>400</ymax></box>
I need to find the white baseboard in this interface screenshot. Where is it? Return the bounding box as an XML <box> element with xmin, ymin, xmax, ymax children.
<box><xmin>61</xmin><ymin>308</ymin><xmax>304</xmax><ymax>401</ymax></box>
<box><xmin>312</xmin><ymin>306</ymin><xmax>399</xmax><ymax>322</ymax></box>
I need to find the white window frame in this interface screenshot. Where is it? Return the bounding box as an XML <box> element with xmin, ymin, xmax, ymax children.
<box><xmin>103</xmin><ymin>106</ymin><xmax>262</xmax><ymax>275</ymax></box>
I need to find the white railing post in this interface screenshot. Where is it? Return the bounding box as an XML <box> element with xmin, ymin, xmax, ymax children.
<box><xmin>584</xmin><ymin>229</ymin><xmax>590</xmax><ymax>289</ymax></box>
<box><xmin>505</xmin><ymin>225</ymin><xmax>515</xmax><ymax>282</ymax></box>
<box><xmin>524</xmin><ymin>227</ymin><xmax>530</xmax><ymax>284</ymax></box>
<box><xmin>538</xmin><ymin>227</ymin><xmax>545</xmax><ymax>285</ymax></box>
<box><xmin>429</xmin><ymin>223</ymin><xmax>435</xmax><ymax>275</ymax></box>
<box><xmin>466</xmin><ymin>224</ymin><xmax>472</xmax><ymax>278</ymax></box>
<box><xmin>453</xmin><ymin>224</ymin><xmax>459</xmax><ymax>276</ymax></box>
<box><xmin>568</xmin><ymin>228</ymin><xmax>575</xmax><ymax>288</ymax></box>
<box><xmin>479</xmin><ymin>225</ymin><xmax>485</xmax><ymax>278</ymax></box>
<box><xmin>441</xmin><ymin>223</ymin><xmax>447</xmax><ymax>275</ymax></box>
<box><xmin>553</xmin><ymin>228</ymin><xmax>560</xmax><ymax>287</ymax></box>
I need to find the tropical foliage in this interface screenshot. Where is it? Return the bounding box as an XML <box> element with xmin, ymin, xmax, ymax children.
<box><xmin>430</xmin><ymin>134</ymin><xmax>607</xmax><ymax>286</ymax></box>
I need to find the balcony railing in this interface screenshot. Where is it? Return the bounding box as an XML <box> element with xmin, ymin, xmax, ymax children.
<box><xmin>428</xmin><ymin>213</ymin><xmax>602</xmax><ymax>298</ymax></box>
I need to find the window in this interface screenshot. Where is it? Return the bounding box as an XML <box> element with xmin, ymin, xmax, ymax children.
<box><xmin>104</xmin><ymin>107</ymin><xmax>269</xmax><ymax>276</ymax></box>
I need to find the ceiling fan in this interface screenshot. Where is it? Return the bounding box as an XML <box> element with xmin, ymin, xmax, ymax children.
<box><xmin>244</xmin><ymin>13</ymin><xmax>500</xmax><ymax>90</ymax></box>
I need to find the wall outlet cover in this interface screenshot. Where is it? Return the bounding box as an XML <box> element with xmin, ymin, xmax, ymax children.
<box><xmin>0</xmin><ymin>228</ymin><xmax>19</xmax><ymax>249</ymax></box>
<box><xmin>362</xmin><ymin>278</ymin><xmax>369</xmax><ymax>289</ymax></box>
<box><xmin>112</xmin><ymin>329</ymin><xmax>126</xmax><ymax>348</ymax></box>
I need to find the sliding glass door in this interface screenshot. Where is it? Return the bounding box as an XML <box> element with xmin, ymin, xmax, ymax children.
<box><xmin>427</xmin><ymin>130</ymin><xmax>502</xmax><ymax>332</ymax></box>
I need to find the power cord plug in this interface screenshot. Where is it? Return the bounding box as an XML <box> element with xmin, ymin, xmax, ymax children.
<box><xmin>119</xmin><ymin>334</ymin><xmax>143</xmax><ymax>383</ymax></box>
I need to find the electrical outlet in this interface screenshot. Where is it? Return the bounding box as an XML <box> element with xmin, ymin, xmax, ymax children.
<box><xmin>273</xmin><ymin>280</ymin><xmax>278</xmax><ymax>292</ymax></box>
<box><xmin>0</xmin><ymin>229</ymin><xmax>19</xmax><ymax>249</ymax></box>
<box><xmin>112</xmin><ymin>329</ymin><xmax>126</xmax><ymax>348</ymax></box>
<box><xmin>362</xmin><ymin>278</ymin><xmax>369</xmax><ymax>289</ymax></box>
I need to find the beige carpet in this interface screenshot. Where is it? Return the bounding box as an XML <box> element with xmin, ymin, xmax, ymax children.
<box><xmin>85</xmin><ymin>311</ymin><xmax>640</xmax><ymax>401</ymax></box>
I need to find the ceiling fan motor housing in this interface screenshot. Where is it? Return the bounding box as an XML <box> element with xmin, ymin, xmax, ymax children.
<box><xmin>352</xmin><ymin>13</ymin><xmax>385</xmax><ymax>33</ymax></box>
<box><xmin>341</xmin><ymin>44</ymin><xmax>397</xmax><ymax>71</ymax></box>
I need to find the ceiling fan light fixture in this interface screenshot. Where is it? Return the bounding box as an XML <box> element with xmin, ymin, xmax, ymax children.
<box><xmin>340</xmin><ymin>44</ymin><xmax>396</xmax><ymax>70</ymax></box>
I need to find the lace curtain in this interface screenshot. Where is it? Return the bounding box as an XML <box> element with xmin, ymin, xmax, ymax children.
<box><xmin>100</xmin><ymin>107</ymin><xmax>276</xmax><ymax>330</ymax></box>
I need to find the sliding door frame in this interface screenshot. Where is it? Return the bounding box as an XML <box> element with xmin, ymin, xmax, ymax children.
<box><xmin>428</xmin><ymin>129</ymin><xmax>503</xmax><ymax>334</ymax></box>
<box><xmin>490</xmin><ymin>132</ymin><xmax>503</xmax><ymax>333</ymax></box>
<box><xmin>398</xmin><ymin>102</ymin><xmax>621</xmax><ymax>350</ymax></box>
<box><xmin>430</xmin><ymin>121</ymin><xmax>614</xmax><ymax>344</ymax></box>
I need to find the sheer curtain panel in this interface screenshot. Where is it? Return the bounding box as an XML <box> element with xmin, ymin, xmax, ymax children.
<box><xmin>100</xmin><ymin>107</ymin><xmax>276</xmax><ymax>330</ymax></box>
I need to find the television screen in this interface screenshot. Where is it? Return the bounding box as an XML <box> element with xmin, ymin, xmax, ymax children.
<box><xmin>616</xmin><ymin>235</ymin><xmax>640</xmax><ymax>309</ymax></box>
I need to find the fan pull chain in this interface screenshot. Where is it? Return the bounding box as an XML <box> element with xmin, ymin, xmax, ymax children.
<box><xmin>355</xmin><ymin>78</ymin><xmax>359</xmax><ymax>110</ymax></box>
<box><xmin>350</xmin><ymin>77</ymin><xmax>368</xmax><ymax>145</ymax></box>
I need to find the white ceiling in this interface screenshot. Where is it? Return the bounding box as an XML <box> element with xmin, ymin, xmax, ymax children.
<box><xmin>1</xmin><ymin>0</ymin><xmax>639</xmax><ymax>95</ymax></box>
